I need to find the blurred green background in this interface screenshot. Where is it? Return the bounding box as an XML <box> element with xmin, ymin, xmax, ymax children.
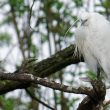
<box><xmin>0</xmin><ymin>0</ymin><xmax>110</xmax><ymax>110</ymax></box>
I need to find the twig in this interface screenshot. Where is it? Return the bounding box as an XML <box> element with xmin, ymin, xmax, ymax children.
<box><xmin>28</xmin><ymin>0</ymin><xmax>36</xmax><ymax>31</ymax></box>
<box><xmin>26</xmin><ymin>88</ymin><xmax>55</xmax><ymax>110</ymax></box>
<box><xmin>29</xmin><ymin>0</ymin><xmax>36</xmax><ymax>23</ymax></box>
<box><xmin>10</xmin><ymin>5</ymin><xmax>25</xmax><ymax>59</ymax></box>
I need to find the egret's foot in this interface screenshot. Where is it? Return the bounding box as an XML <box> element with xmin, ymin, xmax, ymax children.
<box><xmin>97</xmin><ymin>67</ymin><xmax>101</xmax><ymax>79</ymax></box>
<box><xmin>97</xmin><ymin>72</ymin><xmax>100</xmax><ymax>79</ymax></box>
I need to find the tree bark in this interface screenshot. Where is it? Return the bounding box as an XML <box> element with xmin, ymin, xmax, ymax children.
<box><xmin>0</xmin><ymin>44</ymin><xmax>83</xmax><ymax>94</ymax></box>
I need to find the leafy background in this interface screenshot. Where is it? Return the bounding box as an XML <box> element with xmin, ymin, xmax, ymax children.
<box><xmin>0</xmin><ymin>0</ymin><xmax>110</xmax><ymax>110</ymax></box>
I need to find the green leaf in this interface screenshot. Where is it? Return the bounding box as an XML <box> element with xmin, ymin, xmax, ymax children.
<box><xmin>9</xmin><ymin>0</ymin><xmax>27</xmax><ymax>17</ymax></box>
<box><xmin>0</xmin><ymin>96</ymin><xmax>14</xmax><ymax>110</ymax></box>
<box><xmin>0</xmin><ymin>33</ymin><xmax>11</xmax><ymax>46</ymax></box>
<box><xmin>54</xmin><ymin>2</ymin><xmax>63</xmax><ymax>10</ymax></box>
<box><xmin>30</xmin><ymin>44</ymin><xmax>38</xmax><ymax>57</ymax></box>
<box><xmin>73</xmin><ymin>0</ymin><xmax>83</xmax><ymax>7</ymax></box>
<box><xmin>85</xmin><ymin>71</ymin><xmax>97</xmax><ymax>80</ymax></box>
<box><xmin>103</xmin><ymin>0</ymin><xmax>110</xmax><ymax>8</ymax></box>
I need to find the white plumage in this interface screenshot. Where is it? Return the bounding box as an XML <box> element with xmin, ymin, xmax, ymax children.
<box><xmin>75</xmin><ymin>12</ymin><xmax>110</xmax><ymax>79</ymax></box>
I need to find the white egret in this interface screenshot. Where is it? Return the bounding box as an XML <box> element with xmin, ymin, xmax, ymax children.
<box><xmin>75</xmin><ymin>12</ymin><xmax>110</xmax><ymax>79</ymax></box>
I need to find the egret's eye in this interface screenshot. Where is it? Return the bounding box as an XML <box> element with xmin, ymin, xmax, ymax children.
<box><xmin>81</xmin><ymin>19</ymin><xmax>88</xmax><ymax>26</ymax></box>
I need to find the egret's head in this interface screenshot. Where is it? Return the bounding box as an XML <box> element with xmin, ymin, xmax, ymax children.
<box><xmin>78</xmin><ymin>12</ymin><xmax>90</xmax><ymax>26</ymax></box>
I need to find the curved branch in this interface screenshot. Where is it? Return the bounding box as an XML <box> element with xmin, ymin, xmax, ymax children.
<box><xmin>0</xmin><ymin>72</ymin><xmax>106</xmax><ymax>110</ymax></box>
<box><xmin>0</xmin><ymin>73</ymin><xmax>90</xmax><ymax>95</ymax></box>
<box><xmin>0</xmin><ymin>45</ymin><xmax>83</xmax><ymax>94</ymax></box>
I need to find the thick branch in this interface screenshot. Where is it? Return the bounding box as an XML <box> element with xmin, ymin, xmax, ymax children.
<box><xmin>34</xmin><ymin>45</ymin><xmax>83</xmax><ymax>77</ymax></box>
<box><xmin>0</xmin><ymin>72</ymin><xmax>106</xmax><ymax>110</ymax></box>
<box><xmin>77</xmin><ymin>79</ymin><xmax>106</xmax><ymax>110</ymax></box>
<box><xmin>0</xmin><ymin>73</ymin><xmax>91</xmax><ymax>95</ymax></box>
<box><xmin>0</xmin><ymin>52</ymin><xmax>106</xmax><ymax>110</ymax></box>
<box><xmin>0</xmin><ymin>45</ymin><xmax>83</xmax><ymax>94</ymax></box>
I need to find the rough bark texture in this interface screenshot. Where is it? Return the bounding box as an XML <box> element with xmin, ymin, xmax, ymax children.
<box><xmin>0</xmin><ymin>73</ymin><xmax>106</xmax><ymax>110</ymax></box>
<box><xmin>0</xmin><ymin>45</ymin><xmax>83</xmax><ymax>94</ymax></box>
<box><xmin>0</xmin><ymin>73</ymin><xmax>91</xmax><ymax>94</ymax></box>
<box><xmin>0</xmin><ymin>44</ymin><xmax>107</xmax><ymax>110</ymax></box>
<box><xmin>77</xmin><ymin>80</ymin><xmax>106</xmax><ymax>110</ymax></box>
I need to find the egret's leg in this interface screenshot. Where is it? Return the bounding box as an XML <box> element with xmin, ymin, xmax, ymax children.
<box><xmin>97</xmin><ymin>66</ymin><xmax>101</xmax><ymax>79</ymax></box>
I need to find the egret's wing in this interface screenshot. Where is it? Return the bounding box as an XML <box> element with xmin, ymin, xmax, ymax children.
<box><xmin>85</xmin><ymin>15</ymin><xmax>110</xmax><ymax>78</ymax></box>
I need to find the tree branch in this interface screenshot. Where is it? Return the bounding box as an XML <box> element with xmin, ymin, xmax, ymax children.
<box><xmin>0</xmin><ymin>72</ymin><xmax>106</xmax><ymax>110</ymax></box>
<box><xmin>0</xmin><ymin>45</ymin><xmax>83</xmax><ymax>94</ymax></box>
<box><xmin>77</xmin><ymin>79</ymin><xmax>106</xmax><ymax>110</ymax></box>
<box><xmin>0</xmin><ymin>44</ymin><xmax>106</xmax><ymax>110</ymax></box>
<box><xmin>0</xmin><ymin>73</ymin><xmax>90</xmax><ymax>95</ymax></box>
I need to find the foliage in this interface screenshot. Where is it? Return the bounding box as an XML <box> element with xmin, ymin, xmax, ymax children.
<box><xmin>0</xmin><ymin>96</ymin><xmax>14</xmax><ymax>110</ymax></box>
<box><xmin>0</xmin><ymin>33</ymin><xmax>11</xmax><ymax>46</ymax></box>
<box><xmin>0</xmin><ymin>0</ymin><xmax>109</xmax><ymax>110</ymax></box>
